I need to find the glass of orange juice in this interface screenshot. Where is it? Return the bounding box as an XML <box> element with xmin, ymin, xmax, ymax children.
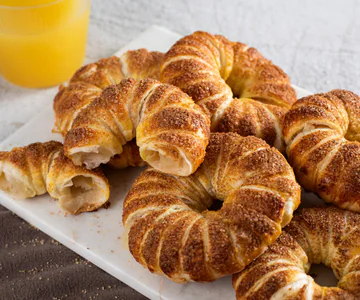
<box><xmin>0</xmin><ymin>0</ymin><xmax>91</xmax><ymax>88</ymax></box>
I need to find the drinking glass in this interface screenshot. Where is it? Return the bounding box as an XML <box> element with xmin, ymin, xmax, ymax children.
<box><xmin>0</xmin><ymin>0</ymin><xmax>91</xmax><ymax>88</ymax></box>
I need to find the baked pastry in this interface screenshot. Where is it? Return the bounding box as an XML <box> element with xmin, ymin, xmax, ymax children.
<box><xmin>107</xmin><ymin>139</ymin><xmax>146</xmax><ymax>169</ymax></box>
<box><xmin>233</xmin><ymin>206</ymin><xmax>360</xmax><ymax>299</ymax></box>
<box><xmin>283</xmin><ymin>90</ymin><xmax>360</xmax><ymax>212</ymax></box>
<box><xmin>53</xmin><ymin>81</ymin><xmax>102</xmax><ymax>137</ymax></box>
<box><xmin>53</xmin><ymin>50</ymin><xmax>163</xmax><ymax>168</ymax></box>
<box><xmin>161</xmin><ymin>31</ymin><xmax>297</xmax><ymax>151</ymax></box>
<box><xmin>53</xmin><ymin>51</ymin><xmax>164</xmax><ymax>136</ymax></box>
<box><xmin>123</xmin><ymin>132</ymin><xmax>301</xmax><ymax>283</ymax></box>
<box><xmin>0</xmin><ymin>141</ymin><xmax>110</xmax><ymax>214</ymax></box>
<box><xmin>64</xmin><ymin>78</ymin><xmax>210</xmax><ymax>176</ymax></box>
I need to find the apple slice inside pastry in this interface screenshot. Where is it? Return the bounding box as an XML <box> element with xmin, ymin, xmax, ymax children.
<box><xmin>0</xmin><ymin>162</ymin><xmax>35</xmax><ymax>199</ymax></box>
<box><xmin>56</xmin><ymin>174</ymin><xmax>109</xmax><ymax>214</ymax></box>
<box><xmin>68</xmin><ymin>145</ymin><xmax>120</xmax><ymax>169</ymax></box>
<box><xmin>140</xmin><ymin>145</ymin><xmax>192</xmax><ymax>177</ymax></box>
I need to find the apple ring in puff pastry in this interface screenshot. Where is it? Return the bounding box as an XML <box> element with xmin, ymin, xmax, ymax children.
<box><xmin>233</xmin><ymin>206</ymin><xmax>360</xmax><ymax>299</ymax></box>
<box><xmin>63</xmin><ymin>78</ymin><xmax>210</xmax><ymax>176</ymax></box>
<box><xmin>53</xmin><ymin>50</ymin><xmax>164</xmax><ymax>169</ymax></box>
<box><xmin>0</xmin><ymin>141</ymin><xmax>110</xmax><ymax>214</ymax></box>
<box><xmin>123</xmin><ymin>132</ymin><xmax>300</xmax><ymax>283</ymax></box>
<box><xmin>161</xmin><ymin>31</ymin><xmax>297</xmax><ymax>152</ymax></box>
<box><xmin>283</xmin><ymin>90</ymin><xmax>360</xmax><ymax>212</ymax></box>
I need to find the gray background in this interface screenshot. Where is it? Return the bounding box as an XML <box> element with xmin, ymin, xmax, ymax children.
<box><xmin>0</xmin><ymin>0</ymin><xmax>359</xmax><ymax>299</ymax></box>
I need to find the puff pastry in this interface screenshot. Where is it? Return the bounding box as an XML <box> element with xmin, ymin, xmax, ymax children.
<box><xmin>107</xmin><ymin>139</ymin><xmax>146</xmax><ymax>169</ymax></box>
<box><xmin>64</xmin><ymin>78</ymin><xmax>210</xmax><ymax>176</ymax></box>
<box><xmin>233</xmin><ymin>206</ymin><xmax>360</xmax><ymax>299</ymax></box>
<box><xmin>0</xmin><ymin>141</ymin><xmax>110</xmax><ymax>214</ymax></box>
<box><xmin>161</xmin><ymin>31</ymin><xmax>297</xmax><ymax>151</ymax></box>
<box><xmin>123</xmin><ymin>132</ymin><xmax>300</xmax><ymax>282</ymax></box>
<box><xmin>53</xmin><ymin>50</ymin><xmax>163</xmax><ymax>169</ymax></box>
<box><xmin>54</xmin><ymin>51</ymin><xmax>164</xmax><ymax>136</ymax></box>
<box><xmin>283</xmin><ymin>90</ymin><xmax>360</xmax><ymax>212</ymax></box>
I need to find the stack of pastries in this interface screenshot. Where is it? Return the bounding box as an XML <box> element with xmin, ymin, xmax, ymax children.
<box><xmin>1</xmin><ymin>31</ymin><xmax>360</xmax><ymax>299</ymax></box>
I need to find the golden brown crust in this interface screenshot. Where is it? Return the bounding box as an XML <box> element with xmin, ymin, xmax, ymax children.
<box><xmin>233</xmin><ymin>207</ymin><xmax>360</xmax><ymax>299</ymax></box>
<box><xmin>63</xmin><ymin>78</ymin><xmax>210</xmax><ymax>176</ymax></box>
<box><xmin>54</xmin><ymin>51</ymin><xmax>165</xmax><ymax>135</ymax></box>
<box><xmin>120</xmin><ymin>49</ymin><xmax>164</xmax><ymax>80</ymax></box>
<box><xmin>0</xmin><ymin>142</ymin><xmax>110</xmax><ymax>214</ymax></box>
<box><xmin>122</xmin><ymin>132</ymin><xmax>300</xmax><ymax>283</ymax></box>
<box><xmin>70</xmin><ymin>56</ymin><xmax>124</xmax><ymax>89</ymax></box>
<box><xmin>283</xmin><ymin>90</ymin><xmax>360</xmax><ymax>212</ymax></box>
<box><xmin>53</xmin><ymin>50</ymin><xmax>165</xmax><ymax>167</ymax></box>
<box><xmin>53</xmin><ymin>82</ymin><xmax>102</xmax><ymax>136</ymax></box>
<box><xmin>161</xmin><ymin>31</ymin><xmax>296</xmax><ymax>151</ymax></box>
<box><xmin>52</xmin><ymin>56</ymin><xmax>124</xmax><ymax>137</ymax></box>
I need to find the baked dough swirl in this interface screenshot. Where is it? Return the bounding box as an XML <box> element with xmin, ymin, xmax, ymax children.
<box><xmin>283</xmin><ymin>90</ymin><xmax>360</xmax><ymax>212</ymax></box>
<box><xmin>54</xmin><ymin>50</ymin><xmax>164</xmax><ymax>136</ymax></box>
<box><xmin>161</xmin><ymin>31</ymin><xmax>297</xmax><ymax>151</ymax></box>
<box><xmin>123</xmin><ymin>133</ymin><xmax>300</xmax><ymax>283</ymax></box>
<box><xmin>53</xmin><ymin>50</ymin><xmax>163</xmax><ymax>169</ymax></box>
<box><xmin>233</xmin><ymin>206</ymin><xmax>360</xmax><ymax>299</ymax></box>
<box><xmin>63</xmin><ymin>78</ymin><xmax>210</xmax><ymax>176</ymax></box>
<box><xmin>0</xmin><ymin>141</ymin><xmax>110</xmax><ymax>214</ymax></box>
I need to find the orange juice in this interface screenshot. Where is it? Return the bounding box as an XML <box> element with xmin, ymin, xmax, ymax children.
<box><xmin>0</xmin><ymin>0</ymin><xmax>90</xmax><ymax>88</ymax></box>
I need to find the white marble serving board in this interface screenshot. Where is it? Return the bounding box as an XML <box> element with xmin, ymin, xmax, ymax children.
<box><xmin>0</xmin><ymin>26</ymin><xmax>336</xmax><ymax>300</ymax></box>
